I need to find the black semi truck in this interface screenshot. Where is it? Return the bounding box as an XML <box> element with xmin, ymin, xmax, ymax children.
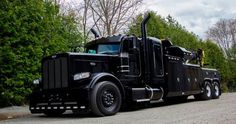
<box><xmin>29</xmin><ymin>14</ymin><xmax>221</xmax><ymax>116</ymax></box>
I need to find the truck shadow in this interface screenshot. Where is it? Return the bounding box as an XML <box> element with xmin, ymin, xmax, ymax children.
<box><xmin>148</xmin><ymin>97</ymin><xmax>197</xmax><ymax>108</ymax></box>
<box><xmin>121</xmin><ymin>97</ymin><xmax>198</xmax><ymax>112</ymax></box>
<box><xmin>35</xmin><ymin>97</ymin><xmax>201</xmax><ymax>119</ymax></box>
<box><xmin>37</xmin><ymin>112</ymin><xmax>99</xmax><ymax>119</ymax></box>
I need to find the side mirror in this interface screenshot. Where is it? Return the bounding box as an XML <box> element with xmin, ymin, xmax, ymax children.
<box><xmin>129</xmin><ymin>47</ymin><xmax>139</xmax><ymax>54</ymax></box>
<box><xmin>131</xmin><ymin>37</ymin><xmax>140</xmax><ymax>54</ymax></box>
<box><xmin>132</xmin><ymin>37</ymin><xmax>138</xmax><ymax>49</ymax></box>
<box><xmin>121</xmin><ymin>37</ymin><xmax>139</xmax><ymax>53</ymax></box>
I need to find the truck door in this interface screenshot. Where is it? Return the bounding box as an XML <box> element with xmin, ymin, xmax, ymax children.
<box><xmin>120</xmin><ymin>37</ymin><xmax>141</xmax><ymax>83</ymax></box>
<box><xmin>153</xmin><ymin>43</ymin><xmax>164</xmax><ymax>77</ymax></box>
<box><xmin>150</xmin><ymin>43</ymin><xmax>165</xmax><ymax>86</ymax></box>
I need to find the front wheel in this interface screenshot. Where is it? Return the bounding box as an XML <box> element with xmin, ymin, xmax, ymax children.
<box><xmin>90</xmin><ymin>81</ymin><xmax>122</xmax><ymax>116</ymax></box>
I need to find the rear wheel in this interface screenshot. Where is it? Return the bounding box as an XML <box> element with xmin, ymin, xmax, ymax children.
<box><xmin>194</xmin><ymin>81</ymin><xmax>212</xmax><ymax>100</ymax></box>
<box><xmin>90</xmin><ymin>81</ymin><xmax>122</xmax><ymax>116</ymax></box>
<box><xmin>212</xmin><ymin>81</ymin><xmax>220</xmax><ymax>99</ymax></box>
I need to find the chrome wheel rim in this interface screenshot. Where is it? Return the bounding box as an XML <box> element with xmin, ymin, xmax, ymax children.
<box><xmin>206</xmin><ymin>84</ymin><xmax>211</xmax><ymax>97</ymax></box>
<box><xmin>214</xmin><ymin>83</ymin><xmax>219</xmax><ymax>96</ymax></box>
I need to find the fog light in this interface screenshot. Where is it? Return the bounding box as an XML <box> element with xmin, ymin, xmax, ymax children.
<box><xmin>33</xmin><ymin>78</ymin><xmax>41</xmax><ymax>85</ymax></box>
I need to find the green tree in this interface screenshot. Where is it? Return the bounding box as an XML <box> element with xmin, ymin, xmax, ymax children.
<box><xmin>200</xmin><ymin>40</ymin><xmax>230</xmax><ymax>91</ymax></box>
<box><xmin>227</xmin><ymin>44</ymin><xmax>236</xmax><ymax>91</ymax></box>
<box><xmin>128</xmin><ymin>11</ymin><xmax>200</xmax><ymax>49</ymax></box>
<box><xmin>0</xmin><ymin>0</ymin><xmax>83</xmax><ymax>107</ymax></box>
<box><xmin>128</xmin><ymin>11</ymin><xmax>229</xmax><ymax>91</ymax></box>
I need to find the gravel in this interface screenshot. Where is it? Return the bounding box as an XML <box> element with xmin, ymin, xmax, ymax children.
<box><xmin>0</xmin><ymin>106</ymin><xmax>30</xmax><ymax>121</ymax></box>
<box><xmin>1</xmin><ymin>93</ymin><xmax>236</xmax><ymax>124</ymax></box>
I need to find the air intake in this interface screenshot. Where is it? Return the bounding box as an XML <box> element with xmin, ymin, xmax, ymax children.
<box><xmin>42</xmin><ymin>57</ymin><xmax>68</xmax><ymax>89</ymax></box>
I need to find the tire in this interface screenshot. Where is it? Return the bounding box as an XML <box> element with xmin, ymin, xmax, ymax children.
<box><xmin>44</xmin><ymin>110</ymin><xmax>65</xmax><ymax>117</ymax></box>
<box><xmin>90</xmin><ymin>81</ymin><xmax>122</xmax><ymax>116</ymax></box>
<box><xmin>212</xmin><ymin>81</ymin><xmax>220</xmax><ymax>99</ymax></box>
<box><xmin>194</xmin><ymin>81</ymin><xmax>212</xmax><ymax>100</ymax></box>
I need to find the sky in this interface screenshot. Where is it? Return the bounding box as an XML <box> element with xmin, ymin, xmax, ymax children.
<box><xmin>62</xmin><ymin>0</ymin><xmax>236</xmax><ymax>39</ymax></box>
<box><xmin>142</xmin><ymin>0</ymin><xmax>236</xmax><ymax>39</ymax></box>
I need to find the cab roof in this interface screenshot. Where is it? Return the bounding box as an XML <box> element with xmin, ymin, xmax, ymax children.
<box><xmin>85</xmin><ymin>34</ymin><xmax>163</xmax><ymax>47</ymax></box>
<box><xmin>85</xmin><ymin>34</ymin><xmax>125</xmax><ymax>47</ymax></box>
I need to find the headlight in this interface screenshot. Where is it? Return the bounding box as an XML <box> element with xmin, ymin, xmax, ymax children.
<box><xmin>33</xmin><ymin>78</ymin><xmax>41</xmax><ymax>85</ymax></box>
<box><xmin>73</xmin><ymin>72</ymin><xmax>91</xmax><ymax>81</ymax></box>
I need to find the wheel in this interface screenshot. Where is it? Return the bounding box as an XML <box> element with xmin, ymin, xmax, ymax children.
<box><xmin>194</xmin><ymin>81</ymin><xmax>212</xmax><ymax>100</ymax></box>
<box><xmin>212</xmin><ymin>81</ymin><xmax>220</xmax><ymax>99</ymax></box>
<box><xmin>44</xmin><ymin>110</ymin><xmax>65</xmax><ymax>117</ymax></box>
<box><xmin>90</xmin><ymin>81</ymin><xmax>122</xmax><ymax>116</ymax></box>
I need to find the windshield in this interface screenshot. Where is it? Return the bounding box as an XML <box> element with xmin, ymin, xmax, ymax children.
<box><xmin>86</xmin><ymin>43</ymin><xmax>120</xmax><ymax>55</ymax></box>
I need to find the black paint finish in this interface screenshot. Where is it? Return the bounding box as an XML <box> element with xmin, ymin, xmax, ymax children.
<box><xmin>30</xmin><ymin>15</ymin><xmax>220</xmax><ymax>115</ymax></box>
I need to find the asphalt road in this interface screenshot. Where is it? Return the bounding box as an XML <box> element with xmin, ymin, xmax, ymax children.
<box><xmin>1</xmin><ymin>93</ymin><xmax>236</xmax><ymax>124</ymax></box>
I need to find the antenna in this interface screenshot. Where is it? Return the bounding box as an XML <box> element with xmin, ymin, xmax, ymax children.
<box><xmin>90</xmin><ymin>28</ymin><xmax>100</xmax><ymax>38</ymax></box>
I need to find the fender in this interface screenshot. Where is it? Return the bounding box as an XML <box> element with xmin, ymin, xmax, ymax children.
<box><xmin>202</xmin><ymin>78</ymin><xmax>212</xmax><ymax>85</ymax></box>
<box><xmin>88</xmin><ymin>72</ymin><xmax>125</xmax><ymax>99</ymax></box>
<box><xmin>199</xmin><ymin>78</ymin><xmax>212</xmax><ymax>90</ymax></box>
<box><xmin>204</xmin><ymin>78</ymin><xmax>220</xmax><ymax>85</ymax></box>
<box><xmin>212</xmin><ymin>78</ymin><xmax>220</xmax><ymax>83</ymax></box>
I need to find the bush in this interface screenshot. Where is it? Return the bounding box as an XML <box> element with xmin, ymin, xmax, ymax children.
<box><xmin>0</xmin><ymin>0</ymin><xmax>83</xmax><ymax>107</ymax></box>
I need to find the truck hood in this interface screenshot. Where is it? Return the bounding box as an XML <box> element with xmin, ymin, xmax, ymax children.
<box><xmin>66</xmin><ymin>52</ymin><xmax>119</xmax><ymax>75</ymax></box>
<box><xmin>41</xmin><ymin>52</ymin><xmax>120</xmax><ymax>89</ymax></box>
